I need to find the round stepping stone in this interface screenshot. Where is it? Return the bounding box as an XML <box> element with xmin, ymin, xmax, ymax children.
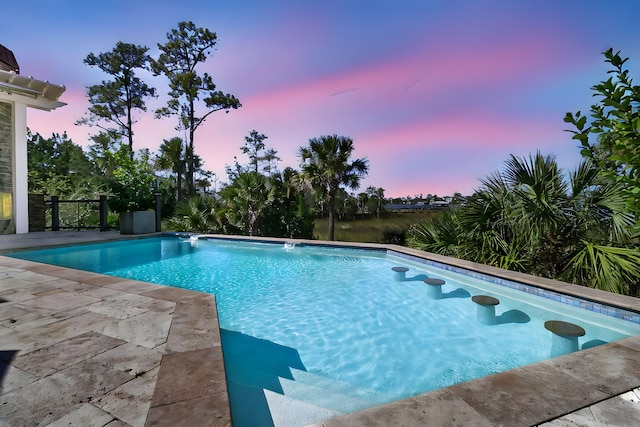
<box><xmin>544</xmin><ymin>320</ymin><xmax>585</xmax><ymax>337</ymax></box>
<box><xmin>423</xmin><ymin>278</ymin><xmax>445</xmax><ymax>299</ymax></box>
<box><xmin>472</xmin><ymin>295</ymin><xmax>500</xmax><ymax>306</ymax></box>
<box><xmin>472</xmin><ymin>295</ymin><xmax>500</xmax><ymax>325</ymax></box>
<box><xmin>545</xmin><ymin>320</ymin><xmax>585</xmax><ymax>357</ymax></box>
<box><xmin>391</xmin><ymin>266</ymin><xmax>409</xmax><ymax>281</ymax></box>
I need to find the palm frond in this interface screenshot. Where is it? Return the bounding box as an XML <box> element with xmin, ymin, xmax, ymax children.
<box><xmin>563</xmin><ymin>241</ymin><xmax>640</xmax><ymax>295</ymax></box>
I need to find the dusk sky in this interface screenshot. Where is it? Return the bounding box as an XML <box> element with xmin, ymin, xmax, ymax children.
<box><xmin>4</xmin><ymin>1</ymin><xmax>640</xmax><ymax>197</ymax></box>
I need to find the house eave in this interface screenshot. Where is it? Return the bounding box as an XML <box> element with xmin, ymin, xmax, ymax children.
<box><xmin>0</xmin><ymin>69</ymin><xmax>66</xmax><ymax>111</ymax></box>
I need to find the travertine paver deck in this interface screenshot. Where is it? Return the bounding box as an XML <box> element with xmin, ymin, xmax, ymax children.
<box><xmin>0</xmin><ymin>252</ymin><xmax>230</xmax><ymax>426</ymax></box>
<box><xmin>1</xmin><ymin>231</ymin><xmax>640</xmax><ymax>426</ymax></box>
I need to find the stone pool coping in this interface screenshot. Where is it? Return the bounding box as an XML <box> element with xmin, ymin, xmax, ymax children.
<box><xmin>1</xmin><ymin>231</ymin><xmax>640</xmax><ymax>425</ymax></box>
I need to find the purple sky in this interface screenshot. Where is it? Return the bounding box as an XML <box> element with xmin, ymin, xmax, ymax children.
<box><xmin>4</xmin><ymin>1</ymin><xmax>640</xmax><ymax>197</ymax></box>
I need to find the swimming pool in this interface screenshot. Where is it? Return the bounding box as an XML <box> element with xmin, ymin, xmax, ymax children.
<box><xmin>9</xmin><ymin>236</ymin><xmax>640</xmax><ymax>425</ymax></box>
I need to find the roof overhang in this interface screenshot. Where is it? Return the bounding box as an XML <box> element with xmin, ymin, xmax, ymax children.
<box><xmin>0</xmin><ymin>69</ymin><xmax>66</xmax><ymax>111</ymax></box>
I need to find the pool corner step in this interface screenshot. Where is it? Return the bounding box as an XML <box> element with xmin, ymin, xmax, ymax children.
<box><xmin>264</xmin><ymin>388</ymin><xmax>344</xmax><ymax>427</ymax></box>
<box><xmin>289</xmin><ymin>367</ymin><xmax>393</xmax><ymax>405</ymax></box>
<box><xmin>277</xmin><ymin>376</ymin><xmax>378</xmax><ymax>413</ymax></box>
<box><xmin>227</xmin><ymin>380</ymin><xmax>343</xmax><ymax>427</ymax></box>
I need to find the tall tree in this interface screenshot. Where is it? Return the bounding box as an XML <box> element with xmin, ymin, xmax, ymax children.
<box><xmin>239</xmin><ymin>130</ymin><xmax>281</xmax><ymax>175</ymax></box>
<box><xmin>77</xmin><ymin>42</ymin><xmax>156</xmax><ymax>156</ymax></box>
<box><xmin>241</xmin><ymin>130</ymin><xmax>267</xmax><ymax>173</ymax></box>
<box><xmin>298</xmin><ymin>135</ymin><xmax>369</xmax><ymax>241</ymax></box>
<box><xmin>152</xmin><ymin>21</ymin><xmax>241</xmax><ymax>196</ymax></box>
<box><xmin>565</xmin><ymin>48</ymin><xmax>640</xmax><ymax>217</ymax></box>
<box><xmin>357</xmin><ymin>192</ymin><xmax>369</xmax><ymax>214</ymax></box>
<box><xmin>262</xmin><ymin>148</ymin><xmax>281</xmax><ymax>176</ymax></box>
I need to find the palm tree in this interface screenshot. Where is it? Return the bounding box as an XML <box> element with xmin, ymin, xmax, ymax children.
<box><xmin>409</xmin><ymin>152</ymin><xmax>640</xmax><ymax>295</ymax></box>
<box><xmin>156</xmin><ymin>137</ymin><xmax>185</xmax><ymax>201</ymax></box>
<box><xmin>408</xmin><ymin>209</ymin><xmax>464</xmax><ymax>258</ymax></box>
<box><xmin>167</xmin><ymin>194</ymin><xmax>222</xmax><ymax>233</ymax></box>
<box><xmin>298</xmin><ymin>135</ymin><xmax>369</xmax><ymax>241</ymax></box>
<box><xmin>219</xmin><ymin>171</ymin><xmax>275</xmax><ymax>236</ymax></box>
<box><xmin>281</xmin><ymin>167</ymin><xmax>301</xmax><ymax>237</ymax></box>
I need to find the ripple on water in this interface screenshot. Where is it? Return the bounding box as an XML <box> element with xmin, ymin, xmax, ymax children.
<box><xmin>85</xmin><ymin>239</ymin><xmax>637</xmax><ymax>401</ymax></box>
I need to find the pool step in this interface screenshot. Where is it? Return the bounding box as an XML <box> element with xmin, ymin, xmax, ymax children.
<box><xmin>227</xmin><ymin>380</ymin><xmax>343</xmax><ymax>427</ymax></box>
<box><xmin>278</xmin><ymin>376</ymin><xmax>377</xmax><ymax>413</ymax></box>
<box><xmin>225</xmin><ymin>360</ymin><xmax>285</xmax><ymax>393</ymax></box>
<box><xmin>289</xmin><ymin>367</ymin><xmax>393</xmax><ymax>405</ymax></box>
<box><xmin>223</xmin><ymin>346</ymin><xmax>297</xmax><ymax>380</ymax></box>
<box><xmin>264</xmin><ymin>388</ymin><xmax>343</xmax><ymax>427</ymax></box>
<box><xmin>224</xmin><ymin>348</ymin><xmax>391</xmax><ymax>405</ymax></box>
<box><xmin>225</xmin><ymin>362</ymin><xmax>379</xmax><ymax>414</ymax></box>
<box><xmin>221</xmin><ymin>329</ymin><xmax>389</xmax><ymax>424</ymax></box>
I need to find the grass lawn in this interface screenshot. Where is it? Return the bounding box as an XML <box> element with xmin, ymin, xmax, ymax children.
<box><xmin>313</xmin><ymin>211</ymin><xmax>436</xmax><ymax>244</ymax></box>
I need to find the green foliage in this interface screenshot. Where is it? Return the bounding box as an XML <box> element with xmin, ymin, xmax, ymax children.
<box><xmin>366</xmin><ymin>186</ymin><xmax>386</xmax><ymax>217</ymax></box>
<box><xmin>259</xmin><ymin>167</ymin><xmax>315</xmax><ymax>238</ymax></box>
<box><xmin>27</xmin><ymin>131</ymin><xmax>113</xmax><ymax>229</ymax></box>
<box><xmin>108</xmin><ymin>146</ymin><xmax>157</xmax><ymax>213</ymax></box>
<box><xmin>27</xmin><ymin>131</ymin><xmax>92</xmax><ymax>193</ymax></box>
<box><xmin>166</xmin><ymin>166</ymin><xmax>315</xmax><ymax>239</ymax></box>
<box><xmin>241</xmin><ymin>130</ymin><xmax>267</xmax><ymax>173</ymax></box>
<box><xmin>564</xmin><ymin>48</ymin><xmax>640</xmax><ymax>216</ymax></box>
<box><xmin>227</xmin><ymin>130</ymin><xmax>281</xmax><ymax>180</ymax></box>
<box><xmin>564</xmin><ymin>242</ymin><xmax>640</xmax><ymax>295</ymax></box>
<box><xmin>166</xmin><ymin>195</ymin><xmax>223</xmax><ymax>233</ymax></box>
<box><xmin>152</xmin><ymin>21</ymin><xmax>241</xmax><ymax>197</ymax></box>
<box><xmin>380</xmin><ymin>226</ymin><xmax>407</xmax><ymax>245</ymax></box>
<box><xmin>408</xmin><ymin>209</ymin><xmax>464</xmax><ymax>258</ymax></box>
<box><xmin>86</xmin><ymin>132</ymin><xmax>120</xmax><ymax>178</ymax></box>
<box><xmin>409</xmin><ymin>152</ymin><xmax>640</xmax><ymax>296</ymax></box>
<box><xmin>155</xmin><ymin>137</ymin><xmax>186</xmax><ymax>201</ymax></box>
<box><xmin>219</xmin><ymin>172</ymin><xmax>275</xmax><ymax>236</ymax></box>
<box><xmin>77</xmin><ymin>42</ymin><xmax>156</xmax><ymax>153</ymax></box>
<box><xmin>298</xmin><ymin>135</ymin><xmax>369</xmax><ymax>240</ymax></box>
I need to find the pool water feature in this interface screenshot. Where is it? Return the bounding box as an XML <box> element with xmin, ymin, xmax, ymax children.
<box><xmin>10</xmin><ymin>237</ymin><xmax>640</xmax><ymax>426</ymax></box>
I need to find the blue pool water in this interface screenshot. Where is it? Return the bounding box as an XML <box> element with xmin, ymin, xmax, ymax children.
<box><xmin>10</xmin><ymin>236</ymin><xmax>640</xmax><ymax>422</ymax></box>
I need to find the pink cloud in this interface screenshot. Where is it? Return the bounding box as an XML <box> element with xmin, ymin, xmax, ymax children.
<box><xmin>23</xmin><ymin>16</ymin><xmax>581</xmax><ymax>199</ymax></box>
<box><xmin>358</xmin><ymin>112</ymin><xmax>564</xmax><ymax>152</ymax></box>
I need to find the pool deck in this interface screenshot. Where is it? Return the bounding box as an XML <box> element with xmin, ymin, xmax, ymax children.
<box><xmin>1</xmin><ymin>231</ymin><xmax>640</xmax><ymax>426</ymax></box>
